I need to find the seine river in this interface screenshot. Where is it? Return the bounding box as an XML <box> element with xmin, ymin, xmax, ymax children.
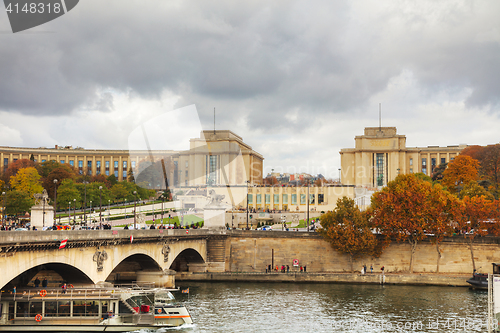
<box><xmin>151</xmin><ymin>282</ymin><xmax>491</xmax><ymax>333</ymax></box>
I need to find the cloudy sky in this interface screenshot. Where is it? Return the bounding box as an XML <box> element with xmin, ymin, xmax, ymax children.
<box><xmin>1</xmin><ymin>0</ymin><xmax>499</xmax><ymax>180</ymax></box>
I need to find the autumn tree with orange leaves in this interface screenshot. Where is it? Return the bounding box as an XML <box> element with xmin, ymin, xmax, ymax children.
<box><xmin>371</xmin><ymin>174</ymin><xmax>436</xmax><ymax>273</ymax></box>
<box><xmin>442</xmin><ymin>155</ymin><xmax>480</xmax><ymax>194</ymax></box>
<box><xmin>319</xmin><ymin>197</ymin><xmax>377</xmax><ymax>272</ymax></box>
<box><xmin>455</xmin><ymin>194</ymin><xmax>497</xmax><ymax>273</ymax></box>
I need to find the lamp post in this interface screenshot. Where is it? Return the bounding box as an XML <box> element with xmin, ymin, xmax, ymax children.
<box><xmin>90</xmin><ymin>201</ymin><xmax>93</xmax><ymax>227</ymax></box>
<box><xmin>99</xmin><ymin>186</ymin><xmax>103</xmax><ymax>229</ymax></box>
<box><xmin>2</xmin><ymin>191</ymin><xmax>6</xmax><ymax>228</ymax></box>
<box><xmin>161</xmin><ymin>195</ymin><xmax>164</xmax><ymax>227</ymax></box>
<box><xmin>338</xmin><ymin>168</ymin><xmax>341</xmax><ymax>184</ymax></box>
<box><xmin>73</xmin><ymin>198</ymin><xmax>76</xmax><ymax>225</ymax></box>
<box><xmin>133</xmin><ymin>191</ymin><xmax>137</xmax><ymax>229</ymax></box>
<box><xmin>108</xmin><ymin>200</ymin><xmax>110</xmax><ymax>223</ymax></box>
<box><xmin>246</xmin><ymin>180</ymin><xmax>250</xmax><ymax>230</ymax></box>
<box><xmin>307</xmin><ymin>178</ymin><xmax>310</xmax><ymax>232</ymax></box>
<box><xmin>68</xmin><ymin>201</ymin><xmax>71</xmax><ymax>225</ymax></box>
<box><xmin>83</xmin><ymin>180</ymin><xmax>88</xmax><ymax>225</ymax></box>
<box><xmin>42</xmin><ymin>194</ymin><xmax>46</xmax><ymax>228</ymax></box>
<box><xmin>53</xmin><ymin>179</ymin><xmax>58</xmax><ymax>227</ymax></box>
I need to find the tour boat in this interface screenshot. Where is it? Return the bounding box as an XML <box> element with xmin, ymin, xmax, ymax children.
<box><xmin>0</xmin><ymin>284</ymin><xmax>192</xmax><ymax>332</ymax></box>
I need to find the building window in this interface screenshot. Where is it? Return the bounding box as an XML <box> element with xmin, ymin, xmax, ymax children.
<box><xmin>431</xmin><ymin>158</ymin><xmax>436</xmax><ymax>173</ymax></box>
<box><xmin>41</xmin><ymin>159</ymin><xmax>46</xmax><ymax>162</ymax></box>
<box><xmin>300</xmin><ymin>194</ymin><xmax>306</xmax><ymax>205</ymax></box>
<box><xmin>87</xmin><ymin>161</ymin><xmax>92</xmax><ymax>175</ymax></box>
<box><xmin>96</xmin><ymin>161</ymin><xmax>101</xmax><ymax>175</ymax></box>
<box><xmin>441</xmin><ymin>157</ymin><xmax>446</xmax><ymax>165</ymax></box>
<box><xmin>3</xmin><ymin>158</ymin><xmax>8</xmax><ymax>168</ymax></box>
<box><xmin>105</xmin><ymin>161</ymin><xmax>110</xmax><ymax>176</ymax></box>
<box><xmin>265</xmin><ymin>194</ymin><xmax>270</xmax><ymax>204</ymax></box>
<box><xmin>60</xmin><ymin>160</ymin><xmax>65</xmax><ymax>164</ymax></box>
<box><xmin>282</xmin><ymin>194</ymin><xmax>288</xmax><ymax>204</ymax></box>
<box><xmin>114</xmin><ymin>160</ymin><xmax>118</xmax><ymax>178</ymax></box>
<box><xmin>78</xmin><ymin>160</ymin><xmax>83</xmax><ymax>174</ymax></box>
<box><xmin>409</xmin><ymin>158</ymin><xmax>413</xmax><ymax>166</ymax></box>
<box><xmin>309</xmin><ymin>194</ymin><xmax>315</xmax><ymax>204</ymax></box>
<box><xmin>274</xmin><ymin>194</ymin><xmax>279</xmax><ymax>204</ymax></box>
<box><xmin>206</xmin><ymin>155</ymin><xmax>218</xmax><ymax>185</ymax></box>
<box><xmin>131</xmin><ymin>161</ymin><xmax>136</xmax><ymax>169</ymax></box>
<box><xmin>174</xmin><ymin>161</ymin><xmax>179</xmax><ymax>186</ymax></box>
<box><xmin>256</xmin><ymin>194</ymin><xmax>261</xmax><ymax>204</ymax></box>
<box><xmin>318</xmin><ymin>194</ymin><xmax>324</xmax><ymax>204</ymax></box>
<box><xmin>291</xmin><ymin>194</ymin><xmax>297</xmax><ymax>205</ymax></box>
<box><xmin>410</xmin><ymin>168</ymin><xmax>413</xmax><ymax>173</ymax></box>
<box><xmin>376</xmin><ymin>153</ymin><xmax>384</xmax><ymax>186</ymax></box>
<box><xmin>69</xmin><ymin>160</ymin><xmax>74</xmax><ymax>166</ymax></box>
<box><xmin>248</xmin><ymin>194</ymin><xmax>253</xmax><ymax>204</ymax></box>
<box><xmin>422</xmin><ymin>158</ymin><xmax>427</xmax><ymax>175</ymax></box>
<box><xmin>122</xmin><ymin>161</ymin><xmax>127</xmax><ymax>179</ymax></box>
<box><xmin>185</xmin><ymin>161</ymin><xmax>188</xmax><ymax>168</ymax></box>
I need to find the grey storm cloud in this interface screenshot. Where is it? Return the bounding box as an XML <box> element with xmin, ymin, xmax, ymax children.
<box><xmin>0</xmin><ymin>0</ymin><xmax>499</xmax><ymax>125</ymax></box>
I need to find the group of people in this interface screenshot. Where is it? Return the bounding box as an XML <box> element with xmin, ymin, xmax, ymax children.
<box><xmin>265</xmin><ymin>264</ymin><xmax>307</xmax><ymax>273</ymax></box>
<box><xmin>361</xmin><ymin>264</ymin><xmax>385</xmax><ymax>274</ymax></box>
<box><xmin>33</xmin><ymin>277</ymin><xmax>48</xmax><ymax>288</ymax></box>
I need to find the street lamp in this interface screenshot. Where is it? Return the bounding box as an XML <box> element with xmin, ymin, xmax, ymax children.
<box><xmin>90</xmin><ymin>201</ymin><xmax>93</xmax><ymax>227</ymax></box>
<box><xmin>53</xmin><ymin>179</ymin><xmax>58</xmax><ymax>227</ymax></box>
<box><xmin>2</xmin><ymin>191</ymin><xmax>6</xmax><ymax>228</ymax></box>
<box><xmin>99</xmin><ymin>186</ymin><xmax>103</xmax><ymax>229</ymax></box>
<box><xmin>73</xmin><ymin>198</ymin><xmax>76</xmax><ymax>225</ymax></box>
<box><xmin>133</xmin><ymin>190</ymin><xmax>137</xmax><ymax>229</ymax></box>
<box><xmin>83</xmin><ymin>180</ymin><xmax>88</xmax><ymax>225</ymax></box>
<box><xmin>246</xmin><ymin>180</ymin><xmax>250</xmax><ymax>230</ymax></box>
<box><xmin>307</xmin><ymin>177</ymin><xmax>310</xmax><ymax>232</ymax></box>
<box><xmin>108</xmin><ymin>199</ymin><xmax>110</xmax><ymax>223</ymax></box>
<box><xmin>161</xmin><ymin>195</ymin><xmax>164</xmax><ymax>227</ymax></box>
<box><xmin>68</xmin><ymin>201</ymin><xmax>71</xmax><ymax>225</ymax></box>
<box><xmin>42</xmin><ymin>193</ymin><xmax>46</xmax><ymax>228</ymax></box>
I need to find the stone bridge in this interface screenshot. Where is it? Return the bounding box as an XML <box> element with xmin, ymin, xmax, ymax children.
<box><xmin>0</xmin><ymin>229</ymin><xmax>228</xmax><ymax>290</ymax></box>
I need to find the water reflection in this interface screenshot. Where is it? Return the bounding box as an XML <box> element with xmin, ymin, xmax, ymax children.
<box><xmin>169</xmin><ymin>282</ymin><xmax>489</xmax><ymax>332</ymax></box>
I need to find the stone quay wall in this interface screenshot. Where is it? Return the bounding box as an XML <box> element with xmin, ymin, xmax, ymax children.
<box><xmin>223</xmin><ymin>232</ymin><xmax>500</xmax><ymax>275</ymax></box>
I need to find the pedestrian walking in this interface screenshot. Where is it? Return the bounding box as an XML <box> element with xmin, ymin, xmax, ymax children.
<box><xmin>34</xmin><ymin>277</ymin><xmax>40</xmax><ymax>288</ymax></box>
<box><xmin>62</xmin><ymin>283</ymin><xmax>67</xmax><ymax>294</ymax></box>
<box><xmin>370</xmin><ymin>265</ymin><xmax>373</xmax><ymax>274</ymax></box>
<box><xmin>363</xmin><ymin>264</ymin><xmax>367</xmax><ymax>275</ymax></box>
<box><xmin>286</xmin><ymin>265</ymin><xmax>289</xmax><ymax>273</ymax></box>
<box><xmin>42</xmin><ymin>278</ymin><xmax>48</xmax><ymax>288</ymax></box>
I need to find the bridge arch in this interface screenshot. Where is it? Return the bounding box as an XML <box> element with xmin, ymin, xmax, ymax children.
<box><xmin>2</xmin><ymin>262</ymin><xmax>93</xmax><ymax>291</ymax></box>
<box><xmin>170</xmin><ymin>248</ymin><xmax>205</xmax><ymax>272</ymax></box>
<box><xmin>107</xmin><ymin>253</ymin><xmax>163</xmax><ymax>283</ymax></box>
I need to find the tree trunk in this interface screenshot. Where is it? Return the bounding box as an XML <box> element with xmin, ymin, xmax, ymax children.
<box><xmin>436</xmin><ymin>242</ymin><xmax>442</xmax><ymax>273</ymax></box>
<box><xmin>409</xmin><ymin>239</ymin><xmax>417</xmax><ymax>273</ymax></box>
<box><xmin>469</xmin><ymin>236</ymin><xmax>476</xmax><ymax>273</ymax></box>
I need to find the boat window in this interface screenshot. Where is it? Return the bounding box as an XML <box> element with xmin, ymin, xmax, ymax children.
<box><xmin>45</xmin><ymin>301</ymin><xmax>58</xmax><ymax>317</ymax></box>
<box><xmin>16</xmin><ymin>302</ymin><xmax>29</xmax><ymax>317</ymax></box>
<box><xmin>0</xmin><ymin>303</ymin><xmax>2</xmax><ymax>317</ymax></box>
<box><xmin>73</xmin><ymin>300</ymin><xmax>86</xmax><ymax>316</ymax></box>
<box><xmin>58</xmin><ymin>300</ymin><xmax>71</xmax><ymax>317</ymax></box>
<box><xmin>87</xmin><ymin>301</ymin><xmax>99</xmax><ymax>316</ymax></box>
<box><xmin>29</xmin><ymin>302</ymin><xmax>42</xmax><ymax>317</ymax></box>
<box><xmin>8</xmin><ymin>302</ymin><xmax>14</xmax><ymax>320</ymax></box>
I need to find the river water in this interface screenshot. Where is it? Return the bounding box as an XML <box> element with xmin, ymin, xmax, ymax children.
<box><xmin>157</xmin><ymin>282</ymin><xmax>490</xmax><ymax>333</ymax></box>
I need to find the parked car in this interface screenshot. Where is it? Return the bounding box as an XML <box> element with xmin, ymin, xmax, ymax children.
<box><xmin>257</xmin><ymin>225</ymin><xmax>272</xmax><ymax>231</ymax></box>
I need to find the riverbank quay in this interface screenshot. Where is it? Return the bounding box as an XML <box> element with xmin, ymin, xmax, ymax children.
<box><xmin>176</xmin><ymin>272</ymin><xmax>472</xmax><ymax>287</ymax></box>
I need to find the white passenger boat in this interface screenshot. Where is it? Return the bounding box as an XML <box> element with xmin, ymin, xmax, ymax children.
<box><xmin>0</xmin><ymin>284</ymin><xmax>192</xmax><ymax>332</ymax></box>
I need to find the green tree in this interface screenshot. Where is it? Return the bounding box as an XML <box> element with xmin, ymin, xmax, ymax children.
<box><xmin>459</xmin><ymin>181</ymin><xmax>495</xmax><ymax>200</ymax></box>
<box><xmin>319</xmin><ymin>197</ymin><xmax>377</xmax><ymax>272</ymax></box>
<box><xmin>5</xmin><ymin>190</ymin><xmax>33</xmax><ymax>216</ymax></box>
<box><xmin>43</xmin><ymin>165</ymin><xmax>76</xmax><ymax>200</ymax></box>
<box><xmin>10</xmin><ymin>167</ymin><xmax>43</xmax><ymax>198</ymax></box>
<box><xmin>111</xmin><ymin>183</ymin><xmax>129</xmax><ymax>202</ymax></box>
<box><xmin>57</xmin><ymin>179</ymin><xmax>81</xmax><ymax>211</ymax></box>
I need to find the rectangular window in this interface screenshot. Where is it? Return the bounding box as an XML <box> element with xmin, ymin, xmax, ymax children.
<box><xmin>441</xmin><ymin>157</ymin><xmax>446</xmax><ymax>165</ymax></box>
<box><xmin>122</xmin><ymin>161</ymin><xmax>127</xmax><ymax>179</ymax></box>
<box><xmin>58</xmin><ymin>300</ymin><xmax>70</xmax><ymax>317</ymax></box>
<box><xmin>410</xmin><ymin>168</ymin><xmax>413</xmax><ymax>173</ymax></box>
<box><xmin>69</xmin><ymin>160</ymin><xmax>74</xmax><ymax>166</ymax></box>
<box><xmin>309</xmin><ymin>194</ymin><xmax>315</xmax><ymax>204</ymax></box>
<box><xmin>185</xmin><ymin>161</ymin><xmax>188</xmax><ymax>168</ymax></box>
<box><xmin>409</xmin><ymin>158</ymin><xmax>413</xmax><ymax>166</ymax></box>
<box><xmin>274</xmin><ymin>194</ymin><xmax>279</xmax><ymax>204</ymax></box>
<box><xmin>207</xmin><ymin>155</ymin><xmax>217</xmax><ymax>184</ymax></box>
<box><xmin>248</xmin><ymin>194</ymin><xmax>253</xmax><ymax>204</ymax></box>
<box><xmin>73</xmin><ymin>300</ymin><xmax>87</xmax><ymax>316</ymax></box>
<box><xmin>131</xmin><ymin>161</ymin><xmax>136</xmax><ymax>168</ymax></box>
<box><xmin>78</xmin><ymin>160</ymin><xmax>83</xmax><ymax>175</ymax></box>
<box><xmin>300</xmin><ymin>194</ymin><xmax>306</xmax><ymax>205</ymax></box>
<box><xmin>422</xmin><ymin>158</ymin><xmax>427</xmax><ymax>175</ymax></box>
<box><xmin>60</xmin><ymin>160</ymin><xmax>65</xmax><ymax>164</ymax></box>
<box><xmin>256</xmin><ymin>194</ymin><xmax>261</xmax><ymax>204</ymax></box>
<box><xmin>431</xmin><ymin>158</ymin><xmax>436</xmax><ymax>172</ymax></box>
<box><xmin>123</xmin><ymin>160</ymin><xmax>127</xmax><ymax>170</ymax></box>
<box><xmin>44</xmin><ymin>301</ymin><xmax>57</xmax><ymax>317</ymax></box>
<box><xmin>105</xmin><ymin>161</ymin><xmax>110</xmax><ymax>176</ymax></box>
<box><xmin>114</xmin><ymin>169</ymin><xmax>118</xmax><ymax>178</ymax></box>
<box><xmin>96</xmin><ymin>161</ymin><xmax>101</xmax><ymax>175</ymax></box>
<box><xmin>291</xmin><ymin>194</ymin><xmax>297</xmax><ymax>205</ymax></box>
<box><xmin>318</xmin><ymin>194</ymin><xmax>324</xmax><ymax>204</ymax></box>
<box><xmin>265</xmin><ymin>194</ymin><xmax>270</xmax><ymax>204</ymax></box>
<box><xmin>87</xmin><ymin>161</ymin><xmax>92</xmax><ymax>175</ymax></box>
<box><xmin>3</xmin><ymin>158</ymin><xmax>8</xmax><ymax>167</ymax></box>
<box><xmin>282</xmin><ymin>194</ymin><xmax>288</xmax><ymax>204</ymax></box>
<box><xmin>376</xmin><ymin>153</ymin><xmax>384</xmax><ymax>186</ymax></box>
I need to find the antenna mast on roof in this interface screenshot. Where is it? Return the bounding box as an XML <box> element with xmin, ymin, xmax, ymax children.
<box><xmin>379</xmin><ymin>103</ymin><xmax>381</xmax><ymax>131</ymax></box>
